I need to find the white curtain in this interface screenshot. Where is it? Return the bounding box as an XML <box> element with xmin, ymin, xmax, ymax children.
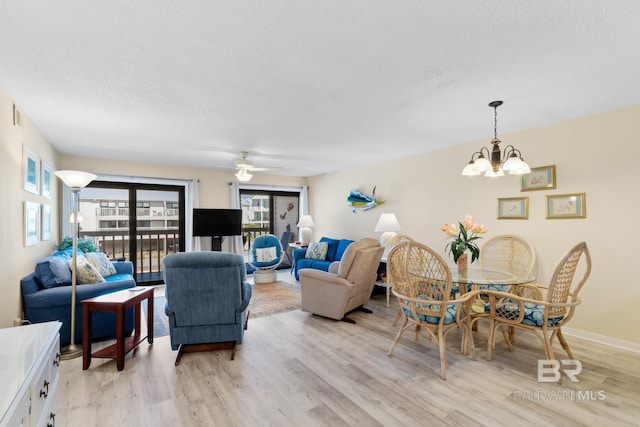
<box><xmin>299</xmin><ymin>184</ymin><xmax>309</xmax><ymax>217</ymax></box>
<box><xmin>228</xmin><ymin>181</ymin><xmax>244</xmax><ymax>256</ymax></box>
<box><xmin>186</xmin><ymin>178</ymin><xmax>200</xmax><ymax>252</ymax></box>
<box><xmin>61</xmin><ymin>184</ymin><xmax>74</xmax><ymax>239</ymax></box>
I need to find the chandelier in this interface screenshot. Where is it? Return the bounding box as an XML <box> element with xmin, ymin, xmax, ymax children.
<box><xmin>461</xmin><ymin>101</ymin><xmax>530</xmax><ymax>177</ymax></box>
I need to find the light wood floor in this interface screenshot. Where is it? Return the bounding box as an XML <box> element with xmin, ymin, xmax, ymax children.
<box><xmin>57</xmin><ymin>272</ymin><xmax>640</xmax><ymax>426</ymax></box>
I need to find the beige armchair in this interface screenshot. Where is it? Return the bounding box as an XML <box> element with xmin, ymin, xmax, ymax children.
<box><xmin>299</xmin><ymin>238</ymin><xmax>384</xmax><ymax>323</ymax></box>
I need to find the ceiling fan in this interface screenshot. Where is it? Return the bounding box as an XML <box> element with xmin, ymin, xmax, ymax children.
<box><xmin>233</xmin><ymin>151</ymin><xmax>281</xmax><ymax>181</ymax></box>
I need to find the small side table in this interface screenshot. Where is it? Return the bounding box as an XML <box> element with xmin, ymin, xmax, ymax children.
<box><xmin>375</xmin><ymin>257</ymin><xmax>392</xmax><ymax>307</ymax></box>
<box><xmin>82</xmin><ymin>287</ymin><xmax>154</xmax><ymax>371</ymax></box>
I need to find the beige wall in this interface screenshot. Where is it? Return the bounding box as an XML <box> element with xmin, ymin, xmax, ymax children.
<box><xmin>308</xmin><ymin>105</ymin><xmax>640</xmax><ymax>345</ymax></box>
<box><xmin>0</xmin><ymin>86</ymin><xmax>60</xmax><ymax>328</ymax></box>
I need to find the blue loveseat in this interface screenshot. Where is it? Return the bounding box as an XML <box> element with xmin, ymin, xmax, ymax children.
<box><xmin>293</xmin><ymin>237</ymin><xmax>354</xmax><ymax>280</ymax></box>
<box><xmin>20</xmin><ymin>253</ymin><xmax>136</xmax><ymax>346</ymax></box>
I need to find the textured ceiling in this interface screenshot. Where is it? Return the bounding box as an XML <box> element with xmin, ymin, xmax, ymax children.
<box><xmin>1</xmin><ymin>1</ymin><xmax>639</xmax><ymax>177</ymax></box>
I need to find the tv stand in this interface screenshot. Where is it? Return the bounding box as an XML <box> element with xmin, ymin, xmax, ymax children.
<box><xmin>211</xmin><ymin>236</ymin><xmax>222</xmax><ymax>251</ymax></box>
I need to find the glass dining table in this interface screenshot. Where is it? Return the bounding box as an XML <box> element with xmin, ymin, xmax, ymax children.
<box><xmin>447</xmin><ymin>265</ymin><xmax>535</xmax><ymax>314</ymax></box>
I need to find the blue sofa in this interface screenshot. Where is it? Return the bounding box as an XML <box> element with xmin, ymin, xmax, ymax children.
<box><xmin>293</xmin><ymin>237</ymin><xmax>354</xmax><ymax>280</ymax></box>
<box><xmin>20</xmin><ymin>257</ymin><xmax>136</xmax><ymax>346</ymax></box>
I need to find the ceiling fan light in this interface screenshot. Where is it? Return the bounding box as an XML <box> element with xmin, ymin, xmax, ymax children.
<box><xmin>235</xmin><ymin>169</ymin><xmax>253</xmax><ymax>182</ymax></box>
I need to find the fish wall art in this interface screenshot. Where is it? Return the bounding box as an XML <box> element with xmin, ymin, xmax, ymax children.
<box><xmin>347</xmin><ymin>186</ymin><xmax>385</xmax><ymax>213</ymax></box>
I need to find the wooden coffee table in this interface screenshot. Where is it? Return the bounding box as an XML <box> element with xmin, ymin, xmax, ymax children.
<box><xmin>82</xmin><ymin>286</ymin><xmax>154</xmax><ymax>371</ymax></box>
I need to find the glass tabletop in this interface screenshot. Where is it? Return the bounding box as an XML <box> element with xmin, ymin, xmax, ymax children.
<box><xmin>447</xmin><ymin>265</ymin><xmax>534</xmax><ymax>286</ymax></box>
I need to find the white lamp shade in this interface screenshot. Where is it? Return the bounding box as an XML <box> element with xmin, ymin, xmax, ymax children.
<box><xmin>375</xmin><ymin>213</ymin><xmax>401</xmax><ymax>232</ymax></box>
<box><xmin>473</xmin><ymin>156</ymin><xmax>491</xmax><ymax>173</ymax></box>
<box><xmin>297</xmin><ymin>215</ymin><xmax>315</xmax><ymax>228</ymax></box>
<box><xmin>461</xmin><ymin>162</ymin><xmax>480</xmax><ymax>176</ymax></box>
<box><xmin>54</xmin><ymin>170</ymin><xmax>96</xmax><ymax>188</ymax></box>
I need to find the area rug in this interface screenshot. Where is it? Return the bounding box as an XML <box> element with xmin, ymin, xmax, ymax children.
<box><xmin>142</xmin><ymin>281</ymin><xmax>300</xmax><ymax>336</ymax></box>
<box><xmin>249</xmin><ymin>280</ymin><xmax>301</xmax><ymax>318</ymax></box>
<box><xmin>142</xmin><ymin>297</ymin><xmax>170</xmax><ymax>337</ymax></box>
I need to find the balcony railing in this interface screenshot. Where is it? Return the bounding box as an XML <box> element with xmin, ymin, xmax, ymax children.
<box><xmin>81</xmin><ymin>226</ymin><xmax>275</xmax><ymax>284</ymax></box>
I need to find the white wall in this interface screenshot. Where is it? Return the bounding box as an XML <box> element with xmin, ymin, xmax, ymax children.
<box><xmin>308</xmin><ymin>105</ymin><xmax>640</xmax><ymax>345</ymax></box>
<box><xmin>0</xmin><ymin>86</ymin><xmax>60</xmax><ymax>328</ymax></box>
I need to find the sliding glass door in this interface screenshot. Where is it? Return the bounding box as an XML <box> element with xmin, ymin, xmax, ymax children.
<box><xmin>78</xmin><ymin>182</ymin><xmax>185</xmax><ymax>284</ymax></box>
<box><xmin>239</xmin><ymin>189</ymin><xmax>300</xmax><ymax>249</ymax></box>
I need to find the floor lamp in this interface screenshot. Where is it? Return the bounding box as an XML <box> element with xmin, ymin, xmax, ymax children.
<box><xmin>55</xmin><ymin>170</ymin><xmax>97</xmax><ymax>359</ymax></box>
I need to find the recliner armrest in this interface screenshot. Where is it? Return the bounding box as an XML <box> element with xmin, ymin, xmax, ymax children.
<box><xmin>238</xmin><ymin>281</ymin><xmax>252</xmax><ymax>312</ymax></box>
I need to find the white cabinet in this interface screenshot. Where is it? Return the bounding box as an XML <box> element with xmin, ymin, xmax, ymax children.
<box><xmin>0</xmin><ymin>322</ymin><xmax>61</xmax><ymax>427</ymax></box>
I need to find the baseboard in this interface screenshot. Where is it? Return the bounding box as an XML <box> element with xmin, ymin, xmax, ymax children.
<box><xmin>563</xmin><ymin>327</ymin><xmax>640</xmax><ymax>354</ymax></box>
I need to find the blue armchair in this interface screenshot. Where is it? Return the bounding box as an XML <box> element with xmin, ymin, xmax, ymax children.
<box><xmin>162</xmin><ymin>251</ymin><xmax>252</xmax><ymax>365</ymax></box>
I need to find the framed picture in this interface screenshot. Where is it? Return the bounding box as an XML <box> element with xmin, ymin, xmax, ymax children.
<box><xmin>498</xmin><ymin>197</ymin><xmax>529</xmax><ymax>220</ymax></box>
<box><xmin>521</xmin><ymin>165</ymin><xmax>556</xmax><ymax>191</ymax></box>
<box><xmin>42</xmin><ymin>204</ymin><xmax>52</xmax><ymax>241</ymax></box>
<box><xmin>24</xmin><ymin>201</ymin><xmax>40</xmax><ymax>246</ymax></box>
<box><xmin>41</xmin><ymin>160</ymin><xmax>52</xmax><ymax>199</ymax></box>
<box><xmin>546</xmin><ymin>193</ymin><xmax>586</xmax><ymax>219</ymax></box>
<box><xmin>23</xmin><ymin>147</ymin><xmax>40</xmax><ymax>194</ymax></box>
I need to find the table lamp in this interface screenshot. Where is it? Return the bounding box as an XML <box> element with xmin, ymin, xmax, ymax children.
<box><xmin>297</xmin><ymin>215</ymin><xmax>315</xmax><ymax>245</ymax></box>
<box><xmin>55</xmin><ymin>170</ymin><xmax>97</xmax><ymax>359</ymax></box>
<box><xmin>375</xmin><ymin>213</ymin><xmax>401</xmax><ymax>258</ymax></box>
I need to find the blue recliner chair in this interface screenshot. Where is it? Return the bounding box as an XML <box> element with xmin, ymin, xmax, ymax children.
<box><xmin>162</xmin><ymin>251</ymin><xmax>252</xmax><ymax>365</ymax></box>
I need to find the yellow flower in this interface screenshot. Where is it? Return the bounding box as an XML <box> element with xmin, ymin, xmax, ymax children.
<box><xmin>441</xmin><ymin>223</ymin><xmax>458</xmax><ymax>237</ymax></box>
<box><xmin>471</xmin><ymin>224</ymin><xmax>488</xmax><ymax>234</ymax></box>
<box><xmin>462</xmin><ymin>215</ymin><xmax>475</xmax><ymax>230</ymax></box>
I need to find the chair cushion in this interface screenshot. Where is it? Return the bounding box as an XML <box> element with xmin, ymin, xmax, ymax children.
<box><xmin>72</xmin><ymin>255</ymin><xmax>106</xmax><ymax>284</ymax></box>
<box><xmin>35</xmin><ymin>256</ymin><xmax>72</xmax><ymax>288</ymax></box>
<box><xmin>403</xmin><ymin>297</ymin><xmax>458</xmax><ymax>325</ymax></box>
<box><xmin>255</xmin><ymin>247</ymin><xmax>278</xmax><ymax>263</ymax></box>
<box><xmin>319</xmin><ymin>237</ymin><xmax>339</xmax><ymax>261</ymax></box>
<box><xmin>305</xmin><ymin>242</ymin><xmax>328</xmax><ymax>260</ymax></box>
<box><xmin>84</xmin><ymin>252</ymin><xmax>118</xmax><ymax>277</ymax></box>
<box><xmin>495</xmin><ymin>301</ymin><xmax>564</xmax><ymax>326</ymax></box>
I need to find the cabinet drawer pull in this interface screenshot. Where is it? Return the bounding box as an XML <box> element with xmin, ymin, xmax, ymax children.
<box><xmin>53</xmin><ymin>352</ymin><xmax>61</xmax><ymax>367</ymax></box>
<box><xmin>47</xmin><ymin>411</ymin><xmax>56</xmax><ymax>426</ymax></box>
<box><xmin>40</xmin><ymin>379</ymin><xmax>50</xmax><ymax>398</ymax></box>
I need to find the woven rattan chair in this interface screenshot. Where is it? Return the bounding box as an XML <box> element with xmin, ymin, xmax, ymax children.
<box><xmin>485</xmin><ymin>241</ymin><xmax>591</xmax><ymax>363</ymax></box>
<box><xmin>387</xmin><ymin>234</ymin><xmax>416</xmax><ymax>321</ymax></box>
<box><xmin>471</xmin><ymin>235</ymin><xmax>537</xmax><ymax>333</ymax></box>
<box><xmin>480</xmin><ymin>234</ymin><xmax>537</xmax><ymax>282</ymax></box>
<box><xmin>387</xmin><ymin>241</ymin><xmax>477</xmax><ymax>380</ymax></box>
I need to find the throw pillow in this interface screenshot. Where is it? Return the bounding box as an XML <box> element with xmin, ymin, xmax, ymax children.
<box><xmin>305</xmin><ymin>242</ymin><xmax>328</xmax><ymax>260</ymax></box>
<box><xmin>84</xmin><ymin>252</ymin><xmax>118</xmax><ymax>277</ymax></box>
<box><xmin>35</xmin><ymin>256</ymin><xmax>72</xmax><ymax>288</ymax></box>
<box><xmin>256</xmin><ymin>247</ymin><xmax>278</xmax><ymax>263</ymax></box>
<box><xmin>71</xmin><ymin>255</ymin><xmax>106</xmax><ymax>284</ymax></box>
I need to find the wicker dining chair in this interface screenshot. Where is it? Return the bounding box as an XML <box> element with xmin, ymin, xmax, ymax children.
<box><xmin>388</xmin><ymin>234</ymin><xmax>416</xmax><ymax>325</ymax></box>
<box><xmin>480</xmin><ymin>234</ymin><xmax>537</xmax><ymax>284</ymax></box>
<box><xmin>485</xmin><ymin>241</ymin><xmax>591</xmax><ymax>363</ymax></box>
<box><xmin>472</xmin><ymin>235</ymin><xmax>537</xmax><ymax>334</ymax></box>
<box><xmin>387</xmin><ymin>241</ymin><xmax>477</xmax><ymax>380</ymax></box>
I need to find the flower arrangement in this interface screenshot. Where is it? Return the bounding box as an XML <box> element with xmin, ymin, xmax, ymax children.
<box><xmin>56</xmin><ymin>235</ymin><xmax>98</xmax><ymax>253</ymax></box>
<box><xmin>441</xmin><ymin>215</ymin><xmax>488</xmax><ymax>263</ymax></box>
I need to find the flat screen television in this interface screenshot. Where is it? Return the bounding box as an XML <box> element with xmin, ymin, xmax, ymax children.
<box><xmin>192</xmin><ymin>208</ymin><xmax>242</xmax><ymax>237</ymax></box>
